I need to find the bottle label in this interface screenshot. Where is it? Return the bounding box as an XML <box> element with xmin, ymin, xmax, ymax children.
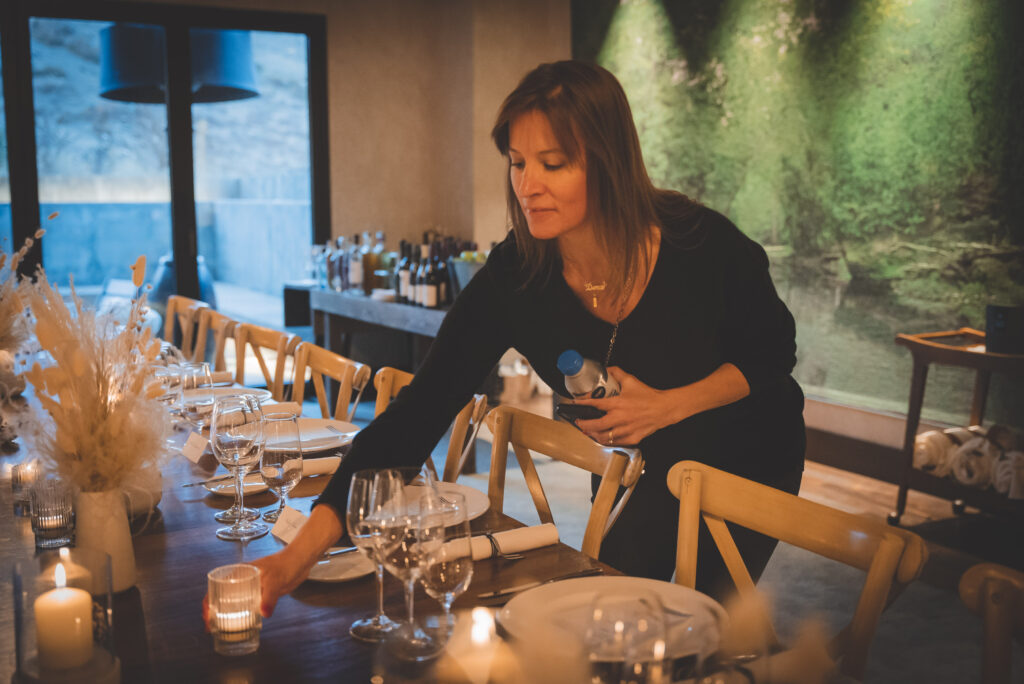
<box><xmin>349</xmin><ymin>260</ymin><xmax>363</xmax><ymax>286</ymax></box>
<box><xmin>399</xmin><ymin>271</ymin><xmax>410</xmax><ymax>298</ymax></box>
<box><xmin>425</xmin><ymin>285</ymin><xmax>438</xmax><ymax>308</ymax></box>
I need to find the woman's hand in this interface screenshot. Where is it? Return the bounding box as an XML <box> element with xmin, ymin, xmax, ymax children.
<box><xmin>572</xmin><ymin>363</ymin><xmax>751</xmax><ymax>446</ymax></box>
<box><xmin>573</xmin><ymin>367</ymin><xmax>684</xmax><ymax>446</ymax></box>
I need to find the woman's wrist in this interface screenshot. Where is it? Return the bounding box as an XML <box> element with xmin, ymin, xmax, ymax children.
<box><xmin>282</xmin><ymin>504</ymin><xmax>345</xmax><ymax>571</ymax></box>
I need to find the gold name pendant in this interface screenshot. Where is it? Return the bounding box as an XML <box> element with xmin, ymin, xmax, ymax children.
<box><xmin>584</xmin><ymin>281</ymin><xmax>606</xmax><ymax>309</ymax></box>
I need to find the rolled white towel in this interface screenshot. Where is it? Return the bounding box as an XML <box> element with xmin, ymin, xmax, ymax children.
<box><xmin>948</xmin><ymin>436</ymin><xmax>999</xmax><ymax>488</ymax></box>
<box><xmin>302</xmin><ymin>456</ymin><xmax>340</xmax><ymax>478</ymax></box>
<box><xmin>914</xmin><ymin>431</ymin><xmax>951</xmax><ymax>475</ymax></box>
<box><xmin>468</xmin><ymin>523</ymin><xmax>559</xmax><ymax>561</ymax></box>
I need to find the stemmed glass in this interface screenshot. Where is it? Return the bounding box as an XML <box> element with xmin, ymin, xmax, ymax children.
<box><xmin>211</xmin><ymin>395</ymin><xmax>268</xmax><ymax>542</ymax></box>
<box><xmin>586</xmin><ymin>589</ymin><xmax>668</xmax><ymax>684</ymax></box>
<box><xmin>181</xmin><ymin>361</ymin><xmax>215</xmax><ymax>430</ymax></box>
<box><xmin>381</xmin><ymin>487</ymin><xmax>446</xmax><ymax>661</ymax></box>
<box><xmin>260</xmin><ymin>411</ymin><xmax>303</xmax><ymax>523</ymax></box>
<box><xmin>419</xmin><ymin>492</ymin><xmax>474</xmax><ymax>639</ymax></box>
<box><xmin>346</xmin><ymin>469</ymin><xmax>405</xmax><ymax>642</ymax></box>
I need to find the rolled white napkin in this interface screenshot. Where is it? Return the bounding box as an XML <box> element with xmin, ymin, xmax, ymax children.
<box><xmin>994</xmin><ymin>451</ymin><xmax>1024</xmax><ymax>499</ymax></box>
<box><xmin>210</xmin><ymin>370</ymin><xmax>233</xmax><ymax>384</ymax></box>
<box><xmin>470</xmin><ymin>523</ymin><xmax>559</xmax><ymax>561</ymax></box>
<box><xmin>302</xmin><ymin>456</ymin><xmax>340</xmax><ymax>477</ymax></box>
<box><xmin>948</xmin><ymin>436</ymin><xmax>999</xmax><ymax>487</ymax></box>
<box><xmin>914</xmin><ymin>430</ymin><xmax>952</xmax><ymax>476</ymax></box>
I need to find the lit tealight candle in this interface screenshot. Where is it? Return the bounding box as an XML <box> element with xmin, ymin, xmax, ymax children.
<box><xmin>34</xmin><ymin>562</ymin><xmax>94</xmax><ymax>670</ymax></box>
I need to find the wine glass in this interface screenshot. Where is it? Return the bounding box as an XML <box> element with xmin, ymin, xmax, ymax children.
<box><xmin>586</xmin><ymin>589</ymin><xmax>668</xmax><ymax>684</ymax></box>
<box><xmin>346</xmin><ymin>469</ymin><xmax>405</xmax><ymax>642</ymax></box>
<box><xmin>260</xmin><ymin>411</ymin><xmax>303</xmax><ymax>522</ymax></box>
<box><xmin>181</xmin><ymin>361</ymin><xmax>215</xmax><ymax>430</ymax></box>
<box><xmin>381</xmin><ymin>488</ymin><xmax>446</xmax><ymax>661</ymax></box>
<box><xmin>419</xmin><ymin>492</ymin><xmax>473</xmax><ymax>639</ymax></box>
<box><xmin>211</xmin><ymin>395</ymin><xmax>268</xmax><ymax>542</ymax></box>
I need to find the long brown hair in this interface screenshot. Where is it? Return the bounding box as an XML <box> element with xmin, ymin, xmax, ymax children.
<box><xmin>491</xmin><ymin>60</ymin><xmax>699</xmax><ymax>302</ymax></box>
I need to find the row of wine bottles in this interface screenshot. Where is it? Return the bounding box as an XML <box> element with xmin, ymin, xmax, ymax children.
<box><xmin>315</xmin><ymin>231</ymin><xmax>477</xmax><ymax>309</ymax></box>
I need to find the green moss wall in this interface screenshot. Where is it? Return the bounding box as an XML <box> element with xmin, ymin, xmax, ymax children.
<box><xmin>573</xmin><ymin>0</ymin><xmax>1023</xmax><ymax>426</ymax></box>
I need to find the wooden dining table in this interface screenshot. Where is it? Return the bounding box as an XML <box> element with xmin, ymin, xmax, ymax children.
<box><xmin>0</xmin><ymin>420</ymin><xmax>612</xmax><ymax>683</ymax></box>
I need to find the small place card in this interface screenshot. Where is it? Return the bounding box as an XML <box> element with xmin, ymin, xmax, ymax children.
<box><xmin>271</xmin><ymin>506</ymin><xmax>308</xmax><ymax>544</ymax></box>
<box><xmin>182</xmin><ymin>432</ymin><xmax>209</xmax><ymax>464</ymax></box>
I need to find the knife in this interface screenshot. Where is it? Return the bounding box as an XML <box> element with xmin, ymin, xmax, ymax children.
<box><xmin>317</xmin><ymin>546</ymin><xmax>359</xmax><ymax>563</ymax></box>
<box><xmin>476</xmin><ymin>566</ymin><xmax>604</xmax><ymax>600</ymax></box>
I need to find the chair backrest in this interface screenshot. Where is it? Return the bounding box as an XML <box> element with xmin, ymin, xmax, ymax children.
<box><xmin>191</xmin><ymin>308</ymin><xmax>237</xmax><ymax>371</ymax></box>
<box><xmin>666</xmin><ymin>460</ymin><xmax>928</xmax><ymax>679</ymax></box>
<box><xmin>959</xmin><ymin>562</ymin><xmax>1024</xmax><ymax>684</ymax></box>
<box><xmin>372</xmin><ymin>367</ymin><xmax>488</xmax><ymax>483</ymax></box>
<box><xmin>233</xmin><ymin>323</ymin><xmax>300</xmax><ymax>401</ymax></box>
<box><xmin>163</xmin><ymin>295</ymin><xmax>209</xmax><ymax>359</ymax></box>
<box><xmin>292</xmin><ymin>342</ymin><xmax>371</xmax><ymax>422</ymax></box>
<box><xmin>485</xmin><ymin>405</ymin><xmax>644</xmax><ymax>560</ymax></box>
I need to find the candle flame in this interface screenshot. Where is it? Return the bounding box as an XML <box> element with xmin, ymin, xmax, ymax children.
<box><xmin>59</xmin><ymin>547</ymin><xmax>70</xmax><ymax>561</ymax></box>
<box><xmin>55</xmin><ymin>562</ymin><xmax>67</xmax><ymax>588</ymax></box>
<box><xmin>471</xmin><ymin>607</ymin><xmax>494</xmax><ymax>645</ymax></box>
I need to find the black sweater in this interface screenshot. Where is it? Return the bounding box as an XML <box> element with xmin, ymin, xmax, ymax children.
<box><xmin>318</xmin><ymin>207</ymin><xmax>805</xmax><ymax>516</ymax></box>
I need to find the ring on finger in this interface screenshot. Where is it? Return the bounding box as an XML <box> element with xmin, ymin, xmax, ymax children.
<box><xmin>609</xmin><ymin>429</ymin><xmax>614</xmax><ymax>444</ymax></box>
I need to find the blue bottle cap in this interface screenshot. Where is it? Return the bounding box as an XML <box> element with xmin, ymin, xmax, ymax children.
<box><xmin>556</xmin><ymin>349</ymin><xmax>584</xmax><ymax>376</ymax></box>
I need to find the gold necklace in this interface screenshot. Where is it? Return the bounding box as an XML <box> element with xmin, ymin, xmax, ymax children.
<box><xmin>583</xmin><ymin>281</ymin><xmax>606</xmax><ymax>309</ymax></box>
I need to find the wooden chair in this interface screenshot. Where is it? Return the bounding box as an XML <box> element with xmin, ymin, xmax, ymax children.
<box><xmin>191</xmin><ymin>308</ymin><xmax>237</xmax><ymax>372</ymax></box>
<box><xmin>373</xmin><ymin>367</ymin><xmax>488</xmax><ymax>483</ymax></box>
<box><xmin>959</xmin><ymin>563</ymin><xmax>1024</xmax><ymax>684</ymax></box>
<box><xmin>291</xmin><ymin>342</ymin><xmax>371</xmax><ymax>423</ymax></box>
<box><xmin>163</xmin><ymin>295</ymin><xmax>209</xmax><ymax>359</ymax></box>
<box><xmin>666</xmin><ymin>460</ymin><xmax>928</xmax><ymax>679</ymax></box>
<box><xmin>485</xmin><ymin>405</ymin><xmax>644</xmax><ymax>560</ymax></box>
<box><xmin>233</xmin><ymin>323</ymin><xmax>300</xmax><ymax>401</ymax></box>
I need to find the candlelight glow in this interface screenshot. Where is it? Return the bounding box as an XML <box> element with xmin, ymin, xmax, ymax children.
<box><xmin>55</xmin><ymin>562</ymin><xmax>67</xmax><ymax>588</ymax></box>
<box><xmin>470</xmin><ymin>607</ymin><xmax>494</xmax><ymax>646</ymax></box>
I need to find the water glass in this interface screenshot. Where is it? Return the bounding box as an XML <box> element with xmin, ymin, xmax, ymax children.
<box><xmin>30</xmin><ymin>478</ymin><xmax>75</xmax><ymax>549</ymax></box>
<box><xmin>212</xmin><ymin>395</ymin><xmax>268</xmax><ymax>542</ymax></box>
<box><xmin>346</xmin><ymin>469</ymin><xmax>405</xmax><ymax>642</ymax></box>
<box><xmin>208</xmin><ymin>564</ymin><xmax>262</xmax><ymax>656</ymax></box>
<box><xmin>12</xmin><ymin>460</ymin><xmax>38</xmax><ymax>515</ymax></box>
<box><xmin>181</xmin><ymin>362</ymin><xmax>215</xmax><ymax>430</ymax></box>
<box><xmin>260</xmin><ymin>411</ymin><xmax>303</xmax><ymax>522</ymax></box>
<box><xmin>586</xmin><ymin>589</ymin><xmax>668</xmax><ymax>684</ymax></box>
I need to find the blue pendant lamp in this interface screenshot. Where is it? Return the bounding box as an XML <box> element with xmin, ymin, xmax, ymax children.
<box><xmin>99</xmin><ymin>23</ymin><xmax>259</xmax><ymax>103</ymax></box>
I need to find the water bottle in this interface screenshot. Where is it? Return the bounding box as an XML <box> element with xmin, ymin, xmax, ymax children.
<box><xmin>557</xmin><ymin>349</ymin><xmax>620</xmax><ymax>399</ymax></box>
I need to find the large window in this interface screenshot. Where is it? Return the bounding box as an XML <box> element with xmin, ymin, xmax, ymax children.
<box><xmin>1</xmin><ymin>2</ymin><xmax>328</xmax><ymax>327</ymax></box>
<box><xmin>0</xmin><ymin>38</ymin><xmax>11</xmax><ymax>249</ymax></box>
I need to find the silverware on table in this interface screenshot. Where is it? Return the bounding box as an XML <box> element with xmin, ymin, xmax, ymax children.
<box><xmin>181</xmin><ymin>475</ymin><xmax>233</xmax><ymax>489</ymax></box>
<box><xmin>484</xmin><ymin>531</ymin><xmax>525</xmax><ymax>561</ymax></box>
<box><xmin>317</xmin><ymin>546</ymin><xmax>359</xmax><ymax>564</ymax></box>
<box><xmin>476</xmin><ymin>566</ymin><xmax>604</xmax><ymax>600</ymax></box>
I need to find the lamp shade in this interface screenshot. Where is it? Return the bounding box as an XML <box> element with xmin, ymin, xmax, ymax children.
<box><xmin>100</xmin><ymin>23</ymin><xmax>259</xmax><ymax>104</ymax></box>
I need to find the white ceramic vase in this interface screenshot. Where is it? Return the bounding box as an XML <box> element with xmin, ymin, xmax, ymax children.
<box><xmin>76</xmin><ymin>489</ymin><xmax>137</xmax><ymax>592</ymax></box>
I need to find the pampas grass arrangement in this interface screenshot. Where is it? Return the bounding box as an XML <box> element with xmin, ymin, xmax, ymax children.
<box><xmin>21</xmin><ymin>255</ymin><xmax>170</xmax><ymax>492</ymax></box>
<box><xmin>0</xmin><ymin>229</ymin><xmax>43</xmax><ymax>353</ymax></box>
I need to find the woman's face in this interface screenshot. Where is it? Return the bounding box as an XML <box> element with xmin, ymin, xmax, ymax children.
<box><xmin>508</xmin><ymin>110</ymin><xmax>589</xmax><ymax>241</ymax></box>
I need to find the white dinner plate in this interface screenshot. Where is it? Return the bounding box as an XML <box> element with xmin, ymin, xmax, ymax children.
<box><xmin>307</xmin><ymin>548</ymin><xmax>376</xmax><ymax>582</ymax></box>
<box><xmin>403</xmin><ymin>481</ymin><xmax>490</xmax><ymax>522</ymax></box>
<box><xmin>498</xmin><ymin>576</ymin><xmax>726</xmax><ymax>661</ymax></box>
<box><xmin>266</xmin><ymin>418</ymin><xmax>358</xmax><ymax>454</ymax></box>
<box><xmin>204</xmin><ymin>471</ymin><xmax>269</xmax><ymax>496</ymax></box>
<box><xmin>183</xmin><ymin>386</ymin><xmax>273</xmax><ymax>412</ymax></box>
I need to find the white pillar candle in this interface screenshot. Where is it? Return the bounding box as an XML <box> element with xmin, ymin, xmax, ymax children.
<box><xmin>34</xmin><ymin>563</ymin><xmax>94</xmax><ymax>670</ymax></box>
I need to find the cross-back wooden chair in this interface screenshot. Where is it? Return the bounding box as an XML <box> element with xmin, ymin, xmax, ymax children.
<box><xmin>666</xmin><ymin>460</ymin><xmax>928</xmax><ymax>679</ymax></box>
<box><xmin>291</xmin><ymin>342</ymin><xmax>371</xmax><ymax>423</ymax></box>
<box><xmin>191</xmin><ymin>308</ymin><xmax>237</xmax><ymax>372</ymax></box>
<box><xmin>959</xmin><ymin>563</ymin><xmax>1024</xmax><ymax>684</ymax></box>
<box><xmin>485</xmin><ymin>405</ymin><xmax>644</xmax><ymax>560</ymax></box>
<box><xmin>373</xmin><ymin>367</ymin><xmax>488</xmax><ymax>483</ymax></box>
<box><xmin>233</xmin><ymin>323</ymin><xmax>300</xmax><ymax>401</ymax></box>
<box><xmin>163</xmin><ymin>295</ymin><xmax>209</xmax><ymax>360</ymax></box>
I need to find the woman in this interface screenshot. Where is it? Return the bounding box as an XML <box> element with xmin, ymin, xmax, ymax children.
<box><xmin>248</xmin><ymin>60</ymin><xmax>805</xmax><ymax>616</ymax></box>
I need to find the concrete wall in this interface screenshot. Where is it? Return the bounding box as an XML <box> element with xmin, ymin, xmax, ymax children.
<box><xmin>123</xmin><ymin>0</ymin><xmax>571</xmax><ymax>249</ymax></box>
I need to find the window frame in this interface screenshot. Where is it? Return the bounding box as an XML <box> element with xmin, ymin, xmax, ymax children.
<box><xmin>0</xmin><ymin>0</ymin><xmax>330</xmax><ymax>294</ymax></box>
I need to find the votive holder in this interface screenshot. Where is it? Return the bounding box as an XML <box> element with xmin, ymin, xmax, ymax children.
<box><xmin>13</xmin><ymin>547</ymin><xmax>120</xmax><ymax>683</ymax></box>
<box><xmin>208</xmin><ymin>563</ymin><xmax>262</xmax><ymax>656</ymax></box>
<box><xmin>12</xmin><ymin>459</ymin><xmax>38</xmax><ymax>516</ymax></box>
<box><xmin>31</xmin><ymin>479</ymin><xmax>75</xmax><ymax>549</ymax></box>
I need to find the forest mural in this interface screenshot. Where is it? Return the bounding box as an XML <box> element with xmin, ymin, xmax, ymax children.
<box><xmin>573</xmin><ymin>0</ymin><xmax>1023</xmax><ymax>426</ymax></box>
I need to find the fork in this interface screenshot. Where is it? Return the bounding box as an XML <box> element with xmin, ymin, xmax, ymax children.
<box><xmin>484</xmin><ymin>531</ymin><xmax>524</xmax><ymax>561</ymax></box>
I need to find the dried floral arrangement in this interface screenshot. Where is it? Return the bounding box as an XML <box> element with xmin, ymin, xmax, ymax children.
<box><xmin>21</xmin><ymin>255</ymin><xmax>170</xmax><ymax>492</ymax></box>
<box><xmin>0</xmin><ymin>229</ymin><xmax>44</xmax><ymax>353</ymax></box>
